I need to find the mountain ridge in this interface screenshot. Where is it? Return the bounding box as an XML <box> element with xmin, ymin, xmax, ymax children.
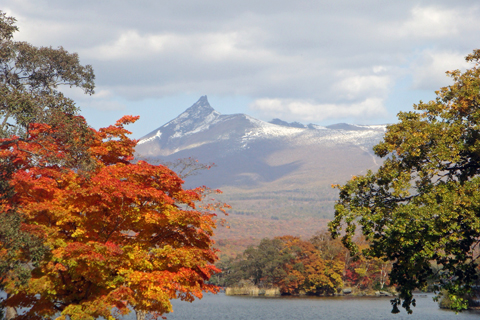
<box><xmin>137</xmin><ymin>96</ymin><xmax>387</xmax><ymax>160</ymax></box>
<box><xmin>135</xmin><ymin>96</ymin><xmax>387</xmax><ymax>256</ymax></box>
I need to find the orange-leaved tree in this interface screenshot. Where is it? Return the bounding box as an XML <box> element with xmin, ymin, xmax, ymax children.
<box><xmin>277</xmin><ymin>236</ymin><xmax>343</xmax><ymax>295</ymax></box>
<box><xmin>1</xmin><ymin>115</ymin><xmax>227</xmax><ymax>320</ymax></box>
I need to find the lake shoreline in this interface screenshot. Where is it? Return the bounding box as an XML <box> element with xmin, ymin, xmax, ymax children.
<box><xmin>223</xmin><ymin>285</ymin><xmax>396</xmax><ymax>298</ymax></box>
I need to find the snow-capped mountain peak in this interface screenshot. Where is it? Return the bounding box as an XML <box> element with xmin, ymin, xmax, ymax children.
<box><xmin>137</xmin><ymin>96</ymin><xmax>388</xmax><ymax>159</ymax></box>
<box><xmin>134</xmin><ymin>97</ymin><xmax>389</xmax><ymax>244</ymax></box>
<box><xmin>138</xmin><ymin>95</ymin><xmax>221</xmax><ymax>145</ymax></box>
<box><xmin>174</xmin><ymin>95</ymin><xmax>219</xmax><ymax>122</ymax></box>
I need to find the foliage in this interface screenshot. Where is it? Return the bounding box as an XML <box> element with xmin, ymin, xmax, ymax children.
<box><xmin>213</xmin><ymin>238</ymin><xmax>287</xmax><ymax>288</ymax></box>
<box><xmin>0</xmin><ymin>11</ymin><xmax>94</xmax><ymax>139</ymax></box>
<box><xmin>310</xmin><ymin>230</ymin><xmax>347</xmax><ymax>261</ymax></box>
<box><xmin>0</xmin><ymin>12</ymin><xmax>227</xmax><ymax>319</ymax></box>
<box><xmin>437</xmin><ymin>290</ymin><xmax>462</xmax><ymax>310</ymax></box>
<box><xmin>436</xmin><ymin>287</ymin><xmax>480</xmax><ymax>311</ymax></box>
<box><xmin>1</xmin><ymin>115</ymin><xmax>227</xmax><ymax>319</ymax></box>
<box><xmin>277</xmin><ymin>236</ymin><xmax>343</xmax><ymax>295</ymax></box>
<box><xmin>0</xmin><ymin>11</ymin><xmax>96</xmax><ymax>318</ymax></box>
<box><xmin>329</xmin><ymin>49</ymin><xmax>480</xmax><ymax>313</ymax></box>
<box><xmin>225</xmin><ymin>238</ymin><xmax>291</xmax><ymax>287</ymax></box>
<box><xmin>216</xmin><ymin>235</ymin><xmax>345</xmax><ymax>295</ymax></box>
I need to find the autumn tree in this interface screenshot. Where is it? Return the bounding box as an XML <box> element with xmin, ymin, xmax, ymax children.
<box><xmin>330</xmin><ymin>49</ymin><xmax>480</xmax><ymax>313</ymax></box>
<box><xmin>234</xmin><ymin>238</ymin><xmax>291</xmax><ymax>287</ymax></box>
<box><xmin>219</xmin><ymin>236</ymin><xmax>343</xmax><ymax>295</ymax></box>
<box><xmin>341</xmin><ymin>239</ymin><xmax>391</xmax><ymax>292</ymax></box>
<box><xmin>0</xmin><ymin>11</ymin><xmax>226</xmax><ymax>319</ymax></box>
<box><xmin>0</xmin><ymin>11</ymin><xmax>95</xmax><ymax>319</ymax></box>
<box><xmin>1</xmin><ymin>115</ymin><xmax>227</xmax><ymax>320</ymax></box>
<box><xmin>277</xmin><ymin>236</ymin><xmax>343</xmax><ymax>295</ymax></box>
<box><xmin>310</xmin><ymin>231</ymin><xmax>346</xmax><ymax>261</ymax></box>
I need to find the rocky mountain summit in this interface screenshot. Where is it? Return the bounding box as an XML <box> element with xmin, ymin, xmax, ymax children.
<box><xmin>137</xmin><ymin>95</ymin><xmax>385</xmax><ymax>168</ymax></box>
<box><xmin>135</xmin><ymin>96</ymin><xmax>387</xmax><ymax>254</ymax></box>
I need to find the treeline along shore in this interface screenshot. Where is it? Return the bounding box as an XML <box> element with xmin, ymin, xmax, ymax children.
<box><xmin>211</xmin><ymin>232</ymin><xmax>396</xmax><ymax>298</ymax></box>
<box><xmin>212</xmin><ymin>232</ymin><xmax>480</xmax><ymax>310</ymax></box>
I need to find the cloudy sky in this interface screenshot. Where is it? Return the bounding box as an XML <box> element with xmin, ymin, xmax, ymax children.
<box><xmin>3</xmin><ymin>0</ymin><xmax>479</xmax><ymax>138</ymax></box>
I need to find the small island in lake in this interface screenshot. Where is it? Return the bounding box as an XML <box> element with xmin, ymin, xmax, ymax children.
<box><xmin>212</xmin><ymin>234</ymin><xmax>397</xmax><ymax>299</ymax></box>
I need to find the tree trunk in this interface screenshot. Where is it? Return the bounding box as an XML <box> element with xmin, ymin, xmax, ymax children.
<box><xmin>5</xmin><ymin>306</ymin><xmax>17</xmax><ymax>320</ymax></box>
<box><xmin>136</xmin><ymin>309</ymin><xmax>146</xmax><ymax>320</ymax></box>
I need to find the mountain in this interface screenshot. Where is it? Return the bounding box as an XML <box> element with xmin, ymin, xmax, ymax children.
<box><xmin>269</xmin><ymin>118</ymin><xmax>307</xmax><ymax>128</ymax></box>
<box><xmin>326</xmin><ymin>123</ymin><xmax>387</xmax><ymax>131</ymax></box>
<box><xmin>135</xmin><ymin>96</ymin><xmax>387</xmax><ymax>255</ymax></box>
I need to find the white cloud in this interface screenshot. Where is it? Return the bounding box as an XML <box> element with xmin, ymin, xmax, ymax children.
<box><xmin>398</xmin><ymin>6</ymin><xmax>459</xmax><ymax>38</ymax></box>
<box><xmin>93</xmin><ymin>89</ymin><xmax>115</xmax><ymax>99</ymax></box>
<box><xmin>82</xmin><ymin>29</ymin><xmax>278</xmax><ymax>65</ymax></box>
<box><xmin>83</xmin><ymin>100</ymin><xmax>127</xmax><ymax>111</ymax></box>
<box><xmin>410</xmin><ymin>50</ymin><xmax>471</xmax><ymax>90</ymax></box>
<box><xmin>250</xmin><ymin>97</ymin><xmax>387</xmax><ymax>122</ymax></box>
<box><xmin>60</xmin><ymin>87</ymin><xmax>113</xmax><ymax>99</ymax></box>
<box><xmin>82</xmin><ymin>31</ymin><xmax>172</xmax><ymax>60</ymax></box>
<box><xmin>4</xmin><ymin>0</ymin><xmax>480</xmax><ymax>126</ymax></box>
<box><xmin>60</xmin><ymin>87</ymin><xmax>125</xmax><ymax>111</ymax></box>
<box><xmin>373</xmin><ymin>66</ymin><xmax>388</xmax><ymax>74</ymax></box>
<box><xmin>333</xmin><ymin>73</ymin><xmax>392</xmax><ymax>100</ymax></box>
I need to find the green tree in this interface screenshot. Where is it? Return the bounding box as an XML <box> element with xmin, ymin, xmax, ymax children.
<box><xmin>0</xmin><ymin>12</ymin><xmax>94</xmax><ymax>139</ymax></box>
<box><xmin>240</xmin><ymin>238</ymin><xmax>291</xmax><ymax>287</ymax></box>
<box><xmin>330</xmin><ymin>49</ymin><xmax>480</xmax><ymax>313</ymax></box>
<box><xmin>221</xmin><ymin>238</ymin><xmax>291</xmax><ymax>288</ymax></box>
<box><xmin>0</xmin><ymin>11</ymin><xmax>95</xmax><ymax>319</ymax></box>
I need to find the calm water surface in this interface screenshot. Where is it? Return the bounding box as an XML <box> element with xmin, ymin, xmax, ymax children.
<box><xmin>4</xmin><ymin>291</ymin><xmax>479</xmax><ymax>319</ymax></box>
<box><xmin>157</xmin><ymin>293</ymin><xmax>480</xmax><ymax>320</ymax></box>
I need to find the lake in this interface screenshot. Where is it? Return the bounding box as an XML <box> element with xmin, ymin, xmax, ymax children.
<box><xmin>4</xmin><ymin>291</ymin><xmax>479</xmax><ymax>319</ymax></box>
<box><xmin>162</xmin><ymin>293</ymin><xmax>479</xmax><ymax>320</ymax></box>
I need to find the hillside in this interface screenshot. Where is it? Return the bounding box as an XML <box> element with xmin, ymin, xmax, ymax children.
<box><xmin>135</xmin><ymin>96</ymin><xmax>386</xmax><ymax>255</ymax></box>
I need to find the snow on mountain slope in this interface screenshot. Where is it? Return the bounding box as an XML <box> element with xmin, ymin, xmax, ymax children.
<box><xmin>138</xmin><ymin>95</ymin><xmax>221</xmax><ymax>145</ymax></box>
<box><xmin>137</xmin><ymin>96</ymin><xmax>387</xmax><ymax>157</ymax></box>
<box><xmin>134</xmin><ymin>97</ymin><xmax>393</xmax><ymax>252</ymax></box>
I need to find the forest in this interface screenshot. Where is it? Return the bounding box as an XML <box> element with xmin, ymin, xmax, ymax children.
<box><xmin>3</xmin><ymin>5</ymin><xmax>480</xmax><ymax>319</ymax></box>
<box><xmin>211</xmin><ymin>232</ymin><xmax>480</xmax><ymax>312</ymax></box>
<box><xmin>0</xmin><ymin>12</ymin><xmax>227</xmax><ymax>320</ymax></box>
<box><xmin>211</xmin><ymin>232</ymin><xmax>393</xmax><ymax>297</ymax></box>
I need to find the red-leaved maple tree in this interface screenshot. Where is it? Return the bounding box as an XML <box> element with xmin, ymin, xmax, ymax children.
<box><xmin>276</xmin><ymin>236</ymin><xmax>343</xmax><ymax>296</ymax></box>
<box><xmin>1</xmin><ymin>115</ymin><xmax>227</xmax><ymax>320</ymax></box>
